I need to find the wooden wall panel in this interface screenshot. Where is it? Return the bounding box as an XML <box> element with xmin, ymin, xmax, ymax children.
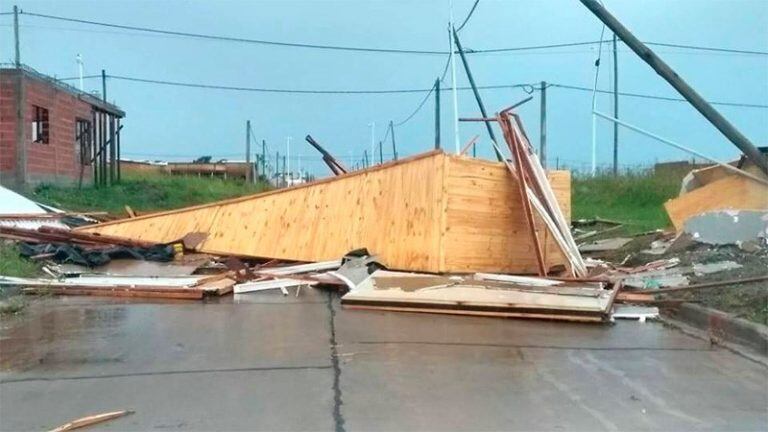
<box><xmin>664</xmin><ymin>174</ymin><xmax>768</xmax><ymax>230</ymax></box>
<box><xmin>441</xmin><ymin>156</ymin><xmax>570</xmax><ymax>274</ymax></box>
<box><xmin>82</xmin><ymin>152</ymin><xmax>444</xmax><ymax>272</ymax></box>
<box><xmin>79</xmin><ymin>151</ymin><xmax>571</xmax><ymax>274</ymax></box>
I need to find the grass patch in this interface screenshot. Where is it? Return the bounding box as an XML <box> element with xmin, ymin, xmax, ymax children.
<box><xmin>0</xmin><ymin>243</ymin><xmax>39</xmax><ymax>315</ymax></box>
<box><xmin>572</xmin><ymin>171</ymin><xmax>681</xmax><ymax>233</ymax></box>
<box><xmin>29</xmin><ymin>172</ymin><xmax>271</xmax><ymax>214</ymax></box>
<box><xmin>0</xmin><ymin>243</ymin><xmax>41</xmax><ymax>278</ymax></box>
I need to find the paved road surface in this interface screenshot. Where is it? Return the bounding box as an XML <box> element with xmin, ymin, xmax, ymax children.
<box><xmin>1</xmin><ymin>288</ymin><xmax>766</xmax><ymax>431</ymax></box>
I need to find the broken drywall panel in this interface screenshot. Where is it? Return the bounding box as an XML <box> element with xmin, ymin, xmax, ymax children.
<box><xmin>692</xmin><ymin>261</ymin><xmax>743</xmax><ymax>276</ymax></box>
<box><xmin>683</xmin><ymin>210</ymin><xmax>768</xmax><ymax>246</ymax></box>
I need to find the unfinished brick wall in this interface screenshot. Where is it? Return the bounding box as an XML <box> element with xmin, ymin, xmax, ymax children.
<box><xmin>0</xmin><ymin>70</ymin><xmax>96</xmax><ymax>186</ymax></box>
<box><xmin>0</xmin><ymin>72</ymin><xmax>18</xmax><ymax>181</ymax></box>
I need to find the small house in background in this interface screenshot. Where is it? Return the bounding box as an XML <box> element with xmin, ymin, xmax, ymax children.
<box><xmin>0</xmin><ymin>65</ymin><xmax>125</xmax><ymax>188</ymax></box>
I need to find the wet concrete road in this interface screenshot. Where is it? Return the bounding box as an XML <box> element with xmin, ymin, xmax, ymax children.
<box><xmin>1</xmin><ymin>288</ymin><xmax>766</xmax><ymax>431</ymax></box>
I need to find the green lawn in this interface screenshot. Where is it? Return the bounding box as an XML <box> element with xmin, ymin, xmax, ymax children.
<box><xmin>0</xmin><ymin>243</ymin><xmax>40</xmax><ymax>278</ymax></box>
<box><xmin>30</xmin><ymin>172</ymin><xmax>271</xmax><ymax>214</ymax></box>
<box><xmin>571</xmin><ymin>171</ymin><xmax>681</xmax><ymax>233</ymax></box>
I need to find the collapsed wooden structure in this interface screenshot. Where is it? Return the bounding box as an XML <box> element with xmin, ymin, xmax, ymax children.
<box><xmin>78</xmin><ymin>151</ymin><xmax>572</xmax><ymax>274</ymax></box>
<box><xmin>664</xmin><ymin>161</ymin><xmax>768</xmax><ymax>230</ymax></box>
<box><xmin>77</xmin><ymin>106</ymin><xmax>585</xmax><ymax>276</ymax></box>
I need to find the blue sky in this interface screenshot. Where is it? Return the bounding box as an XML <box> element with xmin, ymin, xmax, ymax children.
<box><xmin>2</xmin><ymin>0</ymin><xmax>767</xmax><ymax>176</ymax></box>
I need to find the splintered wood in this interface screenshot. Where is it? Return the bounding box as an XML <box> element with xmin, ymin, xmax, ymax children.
<box><xmin>77</xmin><ymin>151</ymin><xmax>573</xmax><ymax>274</ymax></box>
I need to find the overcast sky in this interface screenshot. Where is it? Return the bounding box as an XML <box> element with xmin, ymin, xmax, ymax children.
<box><xmin>2</xmin><ymin>0</ymin><xmax>767</xmax><ymax>176</ymax></box>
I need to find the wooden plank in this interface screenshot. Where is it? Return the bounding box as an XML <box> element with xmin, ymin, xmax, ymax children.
<box><xmin>664</xmin><ymin>174</ymin><xmax>768</xmax><ymax>230</ymax></box>
<box><xmin>23</xmin><ymin>287</ymin><xmax>204</xmax><ymax>299</ymax></box>
<box><xmin>342</xmin><ymin>304</ymin><xmax>604</xmax><ymax>323</ymax></box>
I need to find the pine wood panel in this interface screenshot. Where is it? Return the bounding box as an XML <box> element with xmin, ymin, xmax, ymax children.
<box><xmin>441</xmin><ymin>156</ymin><xmax>570</xmax><ymax>274</ymax></box>
<box><xmin>79</xmin><ymin>151</ymin><xmax>571</xmax><ymax>273</ymax></box>
<box><xmin>664</xmin><ymin>174</ymin><xmax>768</xmax><ymax>230</ymax></box>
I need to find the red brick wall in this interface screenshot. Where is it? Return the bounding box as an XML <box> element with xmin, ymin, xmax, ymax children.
<box><xmin>24</xmin><ymin>76</ymin><xmax>93</xmax><ymax>184</ymax></box>
<box><xmin>0</xmin><ymin>73</ymin><xmax>18</xmax><ymax>180</ymax></box>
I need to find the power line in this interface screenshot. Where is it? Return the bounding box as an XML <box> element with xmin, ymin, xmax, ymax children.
<box><xmin>18</xmin><ymin>10</ymin><xmax>444</xmax><ymax>55</ymax></box>
<box><xmin>645</xmin><ymin>41</ymin><xmax>768</xmax><ymax>56</ymax></box>
<box><xmin>550</xmin><ymin>83</ymin><xmax>768</xmax><ymax>109</ymax></box>
<box><xmin>56</xmin><ymin>73</ymin><xmax>766</xmax><ymax>108</ymax></box>
<box><xmin>456</xmin><ymin>0</ymin><xmax>480</xmax><ymax>32</ymax></box>
<box><xmin>393</xmin><ymin>55</ymin><xmax>453</xmax><ymax>127</ymax></box>
<box><xmin>17</xmin><ymin>10</ymin><xmax>768</xmax><ymax>56</ymax></box>
<box><xmin>68</xmin><ymin>72</ymin><xmax>534</xmax><ymax>95</ymax></box>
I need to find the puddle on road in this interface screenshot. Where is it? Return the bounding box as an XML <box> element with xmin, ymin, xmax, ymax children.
<box><xmin>0</xmin><ymin>301</ymin><xmax>129</xmax><ymax>372</ymax></box>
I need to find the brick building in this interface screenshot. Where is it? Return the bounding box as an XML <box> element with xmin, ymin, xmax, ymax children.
<box><xmin>0</xmin><ymin>65</ymin><xmax>125</xmax><ymax>188</ymax></box>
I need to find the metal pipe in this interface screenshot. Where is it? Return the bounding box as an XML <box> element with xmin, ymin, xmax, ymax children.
<box><xmin>594</xmin><ymin>111</ymin><xmax>768</xmax><ymax>186</ymax></box>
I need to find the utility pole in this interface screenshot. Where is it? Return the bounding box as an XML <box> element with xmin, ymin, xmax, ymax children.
<box><xmin>448</xmin><ymin>25</ymin><xmax>460</xmax><ymax>154</ymax></box>
<box><xmin>612</xmin><ymin>33</ymin><xmax>619</xmax><ymax>176</ymax></box>
<box><xmin>245</xmin><ymin>120</ymin><xmax>252</xmax><ymax>183</ymax></box>
<box><xmin>261</xmin><ymin>139</ymin><xmax>266</xmax><ymax>178</ymax></box>
<box><xmin>434</xmin><ymin>78</ymin><xmax>441</xmax><ymax>149</ymax></box>
<box><xmin>363</xmin><ymin>150</ymin><xmax>368</xmax><ymax>168</ymax></box>
<box><xmin>13</xmin><ymin>5</ymin><xmax>21</xmax><ymax>68</ymax></box>
<box><xmin>101</xmin><ymin>69</ymin><xmax>107</xmax><ymax>101</ymax></box>
<box><xmin>13</xmin><ymin>5</ymin><xmax>25</xmax><ymax>185</ymax></box>
<box><xmin>390</xmin><ymin>121</ymin><xmax>398</xmax><ymax>160</ymax></box>
<box><xmin>452</xmin><ymin>27</ymin><xmax>503</xmax><ymax>161</ymax></box>
<box><xmin>275</xmin><ymin>151</ymin><xmax>279</xmax><ymax>185</ymax></box>
<box><xmin>76</xmin><ymin>54</ymin><xmax>84</xmax><ymax>91</ymax></box>
<box><xmin>540</xmin><ymin>81</ymin><xmax>547</xmax><ymax>169</ymax></box>
<box><xmin>286</xmin><ymin>137</ymin><xmax>291</xmax><ymax>180</ymax></box>
<box><xmin>282</xmin><ymin>155</ymin><xmax>287</xmax><ymax>186</ymax></box>
<box><xmin>378</xmin><ymin>141</ymin><xmax>383</xmax><ymax>164</ymax></box>
<box><xmin>368</xmin><ymin>122</ymin><xmax>375</xmax><ymax>165</ymax></box>
<box><xmin>580</xmin><ymin>0</ymin><xmax>768</xmax><ymax>175</ymax></box>
<box><xmin>13</xmin><ymin>5</ymin><xmax>20</xmax><ymax>67</ymax></box>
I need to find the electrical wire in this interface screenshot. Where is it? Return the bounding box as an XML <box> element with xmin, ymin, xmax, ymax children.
<box><xmin>18</xmin><ymin>10</ymin><xmax>446</xmax><ymax>55</ymax></box>
<box><xmin>57</xmin><ymin>73</ymin><xmax>766</xmax><ymax>108</ymax></box>
<box><xmin>393</xmin><ymin>55</ymin><xmax>452</xmax><ymax>126</ymax></box>
<box><xmin>16</xmin><ymin>10</ymin><xmax>768</xmax><ymax>56</ymax></box>
<box><xmin>455</xmin><ymin>0</ymin><xmax>480</xmax><ymax>32</ymax></box>
<box><xmin>550</xmin><ymin>83</ymin><xmax>768</xmax><ymax>109</ymax></box>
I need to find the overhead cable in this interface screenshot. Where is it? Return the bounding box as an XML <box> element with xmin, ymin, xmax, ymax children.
<box><xmin>17</xmin><ymin>10</ymin><xmax>767</xmax><ymax>56</ymax></box>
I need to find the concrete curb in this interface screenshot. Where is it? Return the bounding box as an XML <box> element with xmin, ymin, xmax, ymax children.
<box><xmin>662</xmin><ymin>303</ymin><xmax>768</xmax><ymax>357</ymax></box>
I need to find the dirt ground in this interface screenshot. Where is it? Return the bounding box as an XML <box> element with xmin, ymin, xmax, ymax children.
<box><xmin>579</xmin><ymin>226</ymin><xmax>768</xmax><ymax>325</ymax></box>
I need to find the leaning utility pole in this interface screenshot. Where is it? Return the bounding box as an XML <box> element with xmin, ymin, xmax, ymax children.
<box><xmin>539</xmin><ymin>81</ymin><xmax>547</xmax><ymax>169</ymax></box>
<box><xmin>579</xmin><ymin>0</ymin><xmax>768</xmax><ymax>175</ymax></box>
<box><xmin>245</xmin><ymin>120</ymin><xmax>252</xmax><ymax>183</ymax></box>
<box><xmin>452</xmin><ymin>27</ymin><xmax>503</xmax><ymax>161</ymax></box>
<box><xmin>434</xmin><ymin>78</ymin><xmax>441</xmax><ymax>150</ymax></box>
<box><xmin>612</xmin><ymin>33</ymin><xmax>619</xmax><ymax>176</ymax></box>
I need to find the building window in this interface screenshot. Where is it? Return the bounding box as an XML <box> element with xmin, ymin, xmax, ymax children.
<box><xmin>76</xmin><ymin>118</ymin><xmax>92</xmax><ymax>165</ymax></box>
<box><xmin>32</xmin><ymin>105</ymin><xmax>50</xmax><ymax>144</ymax></box>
